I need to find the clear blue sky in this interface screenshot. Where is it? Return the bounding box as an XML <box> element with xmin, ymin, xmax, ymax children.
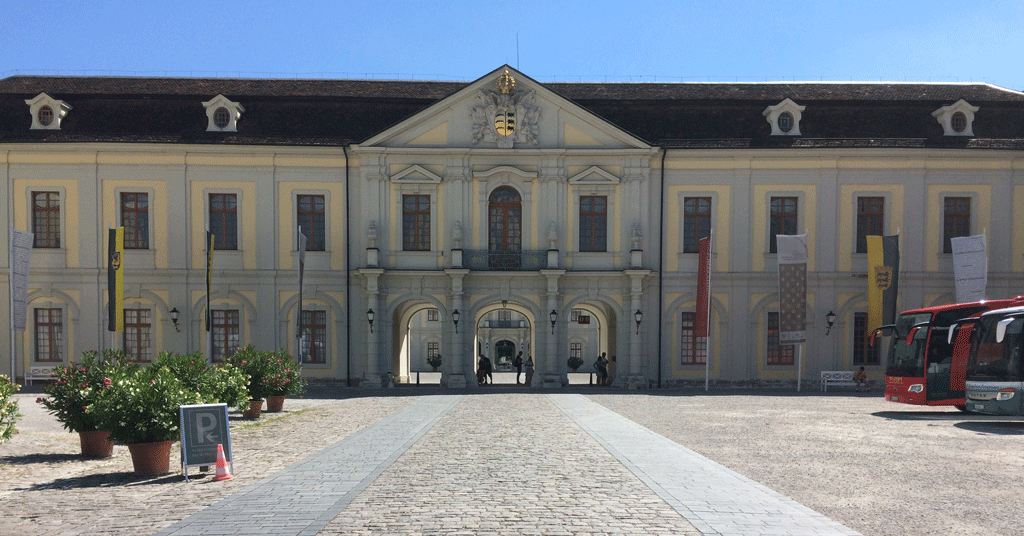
<box><xmin>4</xmin><ymin>0</ymin><xmax>1023</xmax><ymax>90</ymax></box>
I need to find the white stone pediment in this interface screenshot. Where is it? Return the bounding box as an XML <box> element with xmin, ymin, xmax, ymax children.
<box><xmin>568</xmin><ymin>166</ymin><xmax>620</xmax><ymax>184</ymax></box>
<box><xmin>391</xmin><ymin>164</ymin><xmax>442</xmax><ymax>183</ymax></box>
<box><xmin>355</xmin><ymin>65</ymin><xmax>651</xmax><ymax>151</ymax></box>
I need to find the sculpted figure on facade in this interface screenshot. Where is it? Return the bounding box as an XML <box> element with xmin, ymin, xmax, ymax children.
<box><xmin>470</xmin><ymin>70</ymin><xmax>541</xmax><ymax>149</ymax></box>
<box><xmin>632</xmin><ymin>225</ymin><xmax>642</xmax><ymax>250</ymax></box>
<box><xmin>367</xmin><ymin>220</ymin><xmax>378</xmax><ymax>248</ymax></box>
<box><xmin>452</xmin><ymin>220</ymin><xmax>463</xmax><ymax>249</ymax></box>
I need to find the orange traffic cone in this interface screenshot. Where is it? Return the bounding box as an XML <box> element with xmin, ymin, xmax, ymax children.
<box><xmin>213</xmin><ymin>444</ymin><xmax>233</xmax><ymax>481</ymax></box>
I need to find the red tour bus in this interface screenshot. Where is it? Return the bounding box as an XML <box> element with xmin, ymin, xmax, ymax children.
<box><xmin>871</xmin><ymin>298</ymin><xmax>1024</xmax><ymax>409</ymax></box>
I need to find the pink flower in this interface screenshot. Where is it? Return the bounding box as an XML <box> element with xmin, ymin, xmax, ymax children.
<box><xmin>103</xmin><ymin>378</ymin><xmax>111</xmax><ymax>386</ymax></box>
<box><xmin>150</xmin><ymin>380</ymin><xmax>155</xmax><ymax>385</ymax></box>
<box><xmin>35</xmin><ymin>397</ymin><xmax>42</xmax><ymax>403</ymax></box>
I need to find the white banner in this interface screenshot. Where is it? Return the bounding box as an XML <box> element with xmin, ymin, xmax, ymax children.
<box><xmin>776</xmin><ymin>234</ymin><xmax>808</xmax><ymax>344</ymax></box>
<box><xmin>951</xmin><ymin>234</ymin><xmax>987</xmax><ymax>303</ymax></box>
<box><xmin>10</xmin><ymin>229</ymin><xmax>33</xmax><ymax>331</ymax></box>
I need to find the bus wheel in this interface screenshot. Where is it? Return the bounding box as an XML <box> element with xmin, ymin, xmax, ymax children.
<box><xmin>955</xmin><ymin>404</ymin><xmax>968</xmax><ymax>412</ymax></box>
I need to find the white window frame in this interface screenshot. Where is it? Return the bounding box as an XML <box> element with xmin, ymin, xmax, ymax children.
<box><xmin>31</xmin><ymin>303</ymin><xmax>67</xmax><ymax>364</ymax></box>
<box><xmin>205</xmin><ymin>189</ymin><xmax>244</xmax><ymax>268</ymax></box>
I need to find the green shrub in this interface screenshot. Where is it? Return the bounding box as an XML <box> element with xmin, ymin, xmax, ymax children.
<box><xmin>228</xmin><ymin>346</ymin><xmax>306</xmax><ymax>400</ymax></box>
<box><xmin>41</xmin><ymin>350</ymin><xmax>129</xmax><ymax>433</ymax></box>
<box><xmin>88</xmin><ymin>363</ymin><xmax>203</xmax><ymax>444</ymax></box>
<box><xmin>154</xmin><ymin>351</ymin><xmax>250</xmax><ymax>410</ymax></box>
<box><xmin>0</xmin><ymin>375</ymin><xmax>20</xmax><ymax>443</ymax></box>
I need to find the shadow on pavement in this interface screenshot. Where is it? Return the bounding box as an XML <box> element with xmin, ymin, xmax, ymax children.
<box><xmin>0</xmin><ymin>452</ymin><xmax>84</xmax><ymax>465</ymax></box>
<box><xmin>954</xmin><ymin>421</ymin><xmax>1024</xmax><ymax>435</ymax></box>
<box><xmin>21</xmin><ymin>471</ymin><xmax>181</xmax><ymax>491</ymax></box>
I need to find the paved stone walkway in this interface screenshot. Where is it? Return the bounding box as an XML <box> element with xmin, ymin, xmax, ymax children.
<box><xmin>154</xmin><ymin>394</ymin><xmax>859</xmax><ymax>536</ymax></box>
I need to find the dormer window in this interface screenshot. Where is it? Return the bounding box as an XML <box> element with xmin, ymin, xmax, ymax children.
<box><xmin>24</xmin><ymin>93</ymin><xmax>71</xmax><ymax>130</ymax></box>
<box><xmin>763</xmin><ymin>98</ymin><xmax>805</xmax><ymax>136</ymax></box>
<box><xmin>201</xmin><ymin>94</ymin><xmax>244</xmax><ymax>132</ymax></box>
<box><xmin>932</xmin><ymin>99</ymin><xmax>978</xmax><ymax>136</ymax></box>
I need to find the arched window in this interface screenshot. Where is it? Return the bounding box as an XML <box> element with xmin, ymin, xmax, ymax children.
<box><xmin>488</xmin><ymin>186</ymin><xmax>522</xmax><ymax>268</ymax></box>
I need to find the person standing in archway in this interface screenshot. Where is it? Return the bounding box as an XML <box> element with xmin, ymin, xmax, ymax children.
<box><xmin>595</xmin><ymin>352</ymin><xmax>609</xmax><ymax>386</ymax></box>
<box><xmin>524</xmin><ymin>355</ymin><xmax>535</xmax><ymax>386</ymax></box>
<box><xmin>513</xmin><ymin>351</ymin><xmax>524</xmax><ymax>384</ymax></box>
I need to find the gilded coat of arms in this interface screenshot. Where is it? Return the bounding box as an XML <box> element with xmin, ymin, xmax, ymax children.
<box><xmin>470</xmin><ymin>70</ymin><xmax>541</xmax><ymax>149</ymax></box>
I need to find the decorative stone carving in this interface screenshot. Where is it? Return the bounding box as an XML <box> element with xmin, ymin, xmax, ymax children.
<box><xmin>548</xmin><ymin>221</ymin><xmax>558</xmax><ymax>249</ymax></box>
<box><xmin>367</xmin><ymin>220</ymin><xmax>378</xmax><ymax>248</ymax></box>
<box><xmin>470</xmin><ymin>70</ymin><xmax>541</xmax><ymax>149</ymax></box>
<box><xmin>632</xmin><ymin>225</ymin><xmax>642</xmax><ymax>250</ymax></box>
<box><xmin>452</xmin><ymin>220</ymin><xmax>463</xmax><ymax>249</ymax></box>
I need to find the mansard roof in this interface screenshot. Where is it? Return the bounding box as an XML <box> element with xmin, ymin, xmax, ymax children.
<box><xmin>2</xmin><ymin>74</ymin><xmax>1023</xmax><ymax>148</ymax></box>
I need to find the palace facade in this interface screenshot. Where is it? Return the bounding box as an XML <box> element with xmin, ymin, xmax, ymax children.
<box><xmin>2</xmin><ymin>66</ymin><xmax>1023</xmax><ymax>388</ymax></box>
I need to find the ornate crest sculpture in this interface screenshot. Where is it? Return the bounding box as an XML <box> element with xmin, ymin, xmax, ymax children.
<box><xmin>471</xmin><ymin>70</ymin><xmax>541</xmax><ymax>149</ymax></box>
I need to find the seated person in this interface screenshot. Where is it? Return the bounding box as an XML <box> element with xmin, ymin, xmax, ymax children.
<box><xmin>853</xmin><ymin>366</ymin><xmax>870</xmax><ymax>391</ymax></box>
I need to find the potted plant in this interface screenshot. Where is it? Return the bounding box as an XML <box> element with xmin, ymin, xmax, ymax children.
<box><xmin>1</xmin><ymin>375</ymin><xmax>19</xmax><ymax>444</ymax></box>
<box><xmin>40</xmin><ymin>350</ymin><xmax>126</xmax><ymax>457</ymax></box>
<box><xmin>427</xmin><ymin>354</ymin><xmax>442</xmax><ymax>371</ymax></box>
<box><xmin>567</xmin><ymin>355</ymin><xmax>585</xmax><ymax>372</ymax></box>
<box><xmin>227</xmin><ymin>345</ymin><xmax>276</xmax><ymax>418</ymax></box>
<box><xmin>154</xmin><ymin>351</ymin><xmax>250</xmax><ymax>411</ymax></box>
<box><xmin>89</xmin><ymin>361</ymin><xmax>203</xmax><ymax>475</ymax></box>
<box><xmin>260</xmin><ymin>349</ymin><xmax>305</xmax><ymax>413</ymax></box>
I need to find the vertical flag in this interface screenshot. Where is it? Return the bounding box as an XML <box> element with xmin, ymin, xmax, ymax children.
<box><xmin>695</xmin><ymin>235</ymin><xmax>712</xmax><ymax>355</ymax></box>
<box><xmin>107</xmin><ymin>227</ymin><xmax>124</xmax><ymax>332</ymax></box>
<box><xmin>297</xmin><ymin>227</ymin><xmax>307</xmax><ymax>363</ymax></box>
<box><xmin>10</xmin><ymin>229</ymin><xmax>33</xmax><ymax>331</ymax></box>
<box><xmin>951</xmin><ymin>234</ymin><xmax>987</xmax><ymax>303</ymax></box>
<box><xmin>867</xmin><ymin>235</ymin><xmax>900</xmax><ymax>331</ymax></box>
<box><xmin>206</xmin><ymin>230</ymin><xmax>214</xmax><ymax>332</ymax></box>
<box><xmin>776</xmin><ymin>234</ymin><xmax>808</xmax><ymax>344</ymax></box>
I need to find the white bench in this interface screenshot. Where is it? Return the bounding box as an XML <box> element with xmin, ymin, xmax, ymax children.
<box><xmin>25</xmin><ymin>366</ymin><xmax>55</xmax><ymax>385</ymax></box>
<box><xmin>820</xmin><ymin>370</ymin><xmax>858</xmax><ymax>392</ymax></box>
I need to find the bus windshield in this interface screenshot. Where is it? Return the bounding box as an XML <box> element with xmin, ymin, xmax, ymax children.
<box><xmin>967</xmin><ymin>316</ymin><xmax>1024</xmax><ymax>382</ymax></box>
<box><xmin>886</xmin><ymin>313</ymin><xmax>932</xmax><ymax>377</ymax></box>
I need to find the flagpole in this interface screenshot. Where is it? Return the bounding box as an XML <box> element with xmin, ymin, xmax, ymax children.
<box><xmin>705</xmin><ymin>230</ymin><xmax>713</xmax><ymax>392</ymax></box>
<box><xmin>797</xmin><ymin>344</ymin><xmax>802</xmax><ymax>392</ymax></box>
<box><xmin>9</xmin><ymin>227</ymin><xmax>16</xmax><ymax>384</ymax></box>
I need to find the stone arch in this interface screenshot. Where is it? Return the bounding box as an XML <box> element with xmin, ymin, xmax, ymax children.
<box><xmin>191</xmin><ymin>290</ymin><xmax>258</xmax><ymax>355</ymax></box>
<box><xmin>468</xmin><ymin>295</ymin><xmax>539</xmax><ymax>378</ymax></box>
<box><xmin>384</xmin><ymin>293</ymin><xmax>450</xmax><ymax>383</ymax></box>
<box><xmin>279</xmin><ymin>291</ymin><xmax>346</xmax><ymax>368</ymax></box>
<box><xmin>563</xmin><ymin>294</ymin><xmax>626</xmax><ymax>385</ymax></box>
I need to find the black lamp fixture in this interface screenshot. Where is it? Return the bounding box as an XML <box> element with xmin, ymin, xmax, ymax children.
<box><xmin>549</xmin><ymin>309</ymin><xmax>558</xmax><ymax>334</ymax></box>
<box><xmin>634</xmin><ymin>309</ymin><xmax>643</xmax><ymax>334</ymax></box>
<box><xmin>825</xmin><ymin>311</ymin><xmax>837</xmax><ymax>335</ymax></box>
<box><xmin>366</xmin><ymin>309</ymin><xmax>375</xmax><ymax>333</ymax></box>
<box><xmin>169</xmin><ymin>307</ymin><xmax>180</xmax><ymax>332</ymax></box>
<box><xmin>502</xmin><ymin>299</ymin><xmax>508</xmax><ymax>308</ymax></box>
<box><xmin>452</xmin><ymin>309</ymin><xmax>460</xmax><ymax>333</ymax></box>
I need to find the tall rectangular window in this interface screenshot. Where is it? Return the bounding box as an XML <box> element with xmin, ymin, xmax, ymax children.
<box><xmin>211</xmin><ymin>309</ymin><xmax>240</xmax><ymax>362</ymax></box>
<box><xmin>856</xmin><ymin>196</ymin><xmax>884</xmax><ymax>254</ymax></box>
<box><xmin>34</xmin><ymin>308</ymin><xmax>63</xmax><ymax>362</ymax></box>
<box><xmin>427</xmin><ymin>342</ymin><xmax>439</xmax><ymax>360</ymax></box>
<box><xmin>497</xmin><ymin>310</ymin><xmax>512</xmax><ymax>322</ymax></box>
<box><xmin>570</xmin><ymin>342</ymin><xmax>582</xmax><ymax>361</ymax></box>
<box><xmin>427</xmin><ymin>309</ymin><xmax>439</xmax><ymax>321</ymax></box>
<box><xmin>680</xmin><ymin>312</ymin><xmax>707</xmax><ymax>365</ymax></box>
<box><xmin>766</xmin><ymin>312</ymin><xmax>795</xmax><ymax>365</ymax></box>
<box><xmin>683</xmin><ymin>197</ymin><xmax>711</xmax><ymax>253</ymax></box>
<box><xmin>121</xmin><ymin>192</ymin><xmax>150</xmax><ymax>250</ymax></box>
<box><xmin>300</xmin><ymin>310</ymin><xmax>327</xmax><ymax>364</ymax></box>
<box><xmin>769</xmin><ymin>197</ymin><xmax>798</xmax><ymax>254</ymax></box>
<box><xmin>123</xmin><ymin>309</ymin><xmax>152</xmax><ymax>362</ymax></box>
<box><xmin>943</xmin><ymin>197</ymin><xmax>971</xmax><ymax>253</ymax></box>
<box><xmin>853</xmin><ymin>312</ymin><xmax>881</xmax><ymax>365</ymax></box>
<box><xmin>297</xmin><ymin>195</ymin><xmax>326</xmax><ymax>252</ymax></box>
<box><xmin>209</xmin><ymin>193</ymin><xmax>238</xmax><ymax>250</ymax></box>
<box><xmin>403</xmin><ymin>195</ymin><xmax>431</xmax><ymax>251</ymax></box>
<box><xmin>32</xmin><ymin>191</ymin><xmax>61</xmax><ymax>248</ymax></box>
<box><xmin>579</xmin><ymin>196</ymin><xmax>607</xmax><ymax>252</ymax></box>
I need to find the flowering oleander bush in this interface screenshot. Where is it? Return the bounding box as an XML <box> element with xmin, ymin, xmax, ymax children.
<box><xmin>88</xmin><ymin>362</ymin><xmax>203</xmax><ymax>444</ymax></box>
<box><xmin>154</xmin><ymin>351</ymin><xmax>250</xmax><ymax>410</ymax></box>
<box><xmin>41</xmin><ymin>350</ymin><xmax>128</xmax><ymax>433</ymax></box>
<box><xmin>1</xmin><ymin>375</ymin><xmax>20</xmax><ymax>443</ymax></box>
<box><xmin>261</xmin><ymin>349</ymin><xmax>305</xmax><ymax>397</ymax></box>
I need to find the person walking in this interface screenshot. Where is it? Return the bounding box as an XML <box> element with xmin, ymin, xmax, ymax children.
<box><xmin>594</xmin><ymin>352</ymin><xmax>609</xmax><ymax>386</ymax></box>
<box><xmin>524</xmin><ymin>355</ymin><xmax>535</xmax><ymax>386</ymax></box>
<box><xmin>513</xmin><ymin>351</ymin><xmax>524</xmax><ymax>384</ymax></box>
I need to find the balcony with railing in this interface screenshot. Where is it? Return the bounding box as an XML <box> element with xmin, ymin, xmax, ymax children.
<box><xmin>462</xmin><ymin>249</ymin><xmax>548</xmax><ymax>271</ymax></box>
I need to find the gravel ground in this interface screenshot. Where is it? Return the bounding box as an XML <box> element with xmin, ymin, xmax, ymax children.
<box><xmin>589</xmin><ymin>391</ymin><xmax>1024</xmax><ymax>536</ymax></box>
<box><xmin>2</xmin><ymin>387</ymin><xmax>1022</xmax><ymax>536</ymax></box>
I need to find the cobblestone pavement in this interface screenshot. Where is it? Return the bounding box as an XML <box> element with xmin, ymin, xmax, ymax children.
<box><xmin>5</xmin><ymin>388</ymin><xmax>1016</xmax><ymax>536</ymax></box>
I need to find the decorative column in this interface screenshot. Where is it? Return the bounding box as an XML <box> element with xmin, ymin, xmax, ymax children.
<box><xmin>362</xmin><ymin>268</ymin><xmax>385</xmax><ymax>388</ymax></box>
<box><xmin>445</xmin><ymin>268</ymin><xmax>469</xmax><ymax>388</ymax></box>
<box><xmin>540</xmin><ymin>269</ymin><xmax>565</xmax><ymax>387</ymax></box>
<box><xmin>625</xmin><ymin>269</ymin><xmax>651</xmax><ymax>389</ymax></box>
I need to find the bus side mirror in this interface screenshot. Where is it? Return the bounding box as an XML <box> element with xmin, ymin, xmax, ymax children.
<box><xmin>870</xmin><ymin>326</ymin><xmax>893</xmax><ymax>347</ymax></box>
<box><xmin>996</xmin><ymin>317</ymin><xmax>1016</xmax><ymax>343</ymax></box>
<box><xmin>906</xmin><ymin>326</ymin><xmax>920</xmax><ymax>345</ymax></box>
<box><xmin>948</xmin><ymin>324</ymin><xmax>958</xmax><ymax>344</ymax></box>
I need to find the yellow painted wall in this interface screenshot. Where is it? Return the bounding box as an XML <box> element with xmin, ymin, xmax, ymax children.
<box><xmin>837</xmin><ymin>184</ymin><xmax>904</xmax><ymax>272</ymax></box>
<box><xmin>925</xmin><ymin>184</ymin><xmax>991</xmax><ymax>272</ymax></box>
<box><xmin>751</xmin><ymin>184</ymin><xmax>816</xmax><ymax>272</ymax></box>
<box><xmin>1014</xmin><ymin>185</ymin><xmax>1024</xmax><ymax>273</ymax></box>
<box><xmin>14</xmin><ymin>179</ymin><xmax>81</xmax><ymax>268</ymax></box>
<box><xmin>664</xmin><ymin>185</ymin><xmax>731</xmax><ymax>272</ymax></box>
<box><xmin>190</xmin><ymin>180</ymin><xmax>257</xmax><ymax>269</ymax></box>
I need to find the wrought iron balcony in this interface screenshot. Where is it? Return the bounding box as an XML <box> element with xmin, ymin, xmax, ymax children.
<box><xmin>462</xmin><ymin>249</ymin><xmax>548</xmax><ymax>271</ymax></box>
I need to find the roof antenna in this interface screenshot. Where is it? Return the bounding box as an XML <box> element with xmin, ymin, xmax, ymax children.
<box><xmin>516</xmin><ymin>33</ymin><xmax>520</xmax><ymax>70</ymax></box>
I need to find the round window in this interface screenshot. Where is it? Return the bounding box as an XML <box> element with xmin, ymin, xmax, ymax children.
<box><xmin>37</xmin><ymin>105</ymin><xmax>54</xmax><ymax>127</ymax></box>
<box><xmin>213</xmin><ymin>107</ymin><xmax>231</xmax><ymax>129</ymax></box>
<box><xmin>778</xmin><ymin>111</ymin><xmax>794</xmax><ymax>133</ymax></box>
<box><xmin>951</xmin><ymin>111</ymin><xmax>967</xmax><ymax>133</ymax></box>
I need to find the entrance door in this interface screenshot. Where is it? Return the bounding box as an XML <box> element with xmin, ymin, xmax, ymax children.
<box><xmin>494</xmin><ymin>340</ymin><xmax>516</xmax><ymax>371</ymax></box>
<box><xmin>488</xmin><ymin>186</ymin><xmax>522</xmax><ymax>269</ymax></box>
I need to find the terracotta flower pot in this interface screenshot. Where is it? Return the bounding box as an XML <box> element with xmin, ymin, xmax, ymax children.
<box><xmin>265</xmin><ymin>395</ymin><xmax>285</xmax><ymax>413</ymax></box>
<box><xmin>127</xmin><ymin>440</ymin><xmax>173</xmax><ymax>475</ymax></box>
<box><xmin>243</xmin><ymin>399</ymin><xmax>263</xmax><ymax>419</ymax></box>
<box><xmin>79</xmin><ymin>430</ymin><xmax>114</xmax><ymax>458</ymax></box>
